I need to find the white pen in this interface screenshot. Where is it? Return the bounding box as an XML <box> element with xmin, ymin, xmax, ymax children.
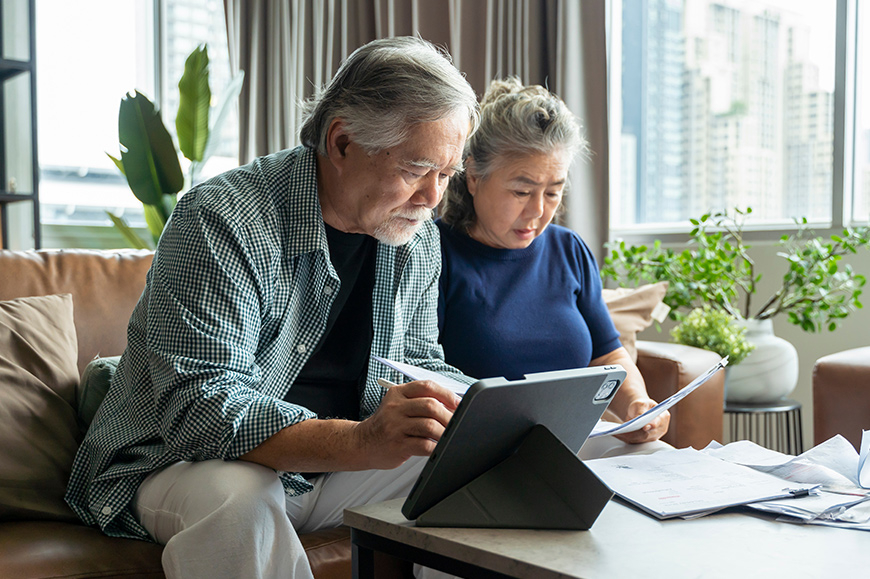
<box><xmin>377</xmin><ymin>377</ymin><xmax>399</xmax><ymax>389</ymax></box>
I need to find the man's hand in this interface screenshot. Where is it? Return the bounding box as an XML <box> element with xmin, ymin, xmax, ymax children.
<box><xmin>613</xmin><ymin>398</ymin><xmax>670</xmax><ymax>444</ymax></box>
<box><xmin>240</xmin><ymin>380</ymin><xmax>461</xmax><ymax>473</ymax></box>
<box><xmin>352</xmin><ymin>380</ymin><xmax>461</xmax><ymax>469</ymax></box>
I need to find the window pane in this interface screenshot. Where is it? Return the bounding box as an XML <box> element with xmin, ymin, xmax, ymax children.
<box><xmin>36</xmin><ymin>0</ymin><xmax>155</xmax><ymax>231</ymax></box>
<box><xmin>615</xmin><ymin>0</ymin><xmax>837</xmax><ymax>228</ymax></box>
<box><xmin>2</xmin><ymin>0</ymin><xmax>31</xmax><ymax>60</ymax></box>
<box><xmin>36</xmin><ymin>0</ymin><xmax>238</xmax><ymax>245</ymax></box>
<box><xmin>855</xmin><ymin>1</ymin><xmax>870</xmax><ymax>222</ymax></box>
<box><xmin>162</xmin><ymin>0</ymin><xmax>238</xmax><ymax>179</ymax></box>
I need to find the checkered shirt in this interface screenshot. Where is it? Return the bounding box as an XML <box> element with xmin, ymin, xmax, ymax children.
<box><xmin>64</xmin><ymin>146</ymin><xmax>474</xmax><ymax>540</ymax></box>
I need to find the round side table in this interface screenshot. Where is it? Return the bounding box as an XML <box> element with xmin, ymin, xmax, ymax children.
<box><xmin>724</xmin><ymin>399</ymin><xmax>804</xmax><ymax>455</ymax></box>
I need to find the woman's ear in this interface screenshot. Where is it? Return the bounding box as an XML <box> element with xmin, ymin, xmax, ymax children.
<box><xmin>465</xmin><ymin>159</ymin><xmax>479</xmax><ymax>196</ymax></box>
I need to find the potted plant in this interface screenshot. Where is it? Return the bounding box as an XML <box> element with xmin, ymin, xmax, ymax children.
<box><xmin>106</xmin><ymin>44</ymin><xmax>244</xmax><ymax>249</ymax></box>
<box><xmin>670</xmin><ymin>305</ymin><xmax>755</xmax><ymax>365</ymax></box>
<box><xmin>601</xmin><ymin>208</ymin><xmax>870</xmax><ymax>402</ymax></box>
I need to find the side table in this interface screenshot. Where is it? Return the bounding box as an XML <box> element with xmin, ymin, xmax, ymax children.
<box><xmin>724</xmin><ymin>398</ymin><xmax>803</xmax><ymax>454</ymax></box>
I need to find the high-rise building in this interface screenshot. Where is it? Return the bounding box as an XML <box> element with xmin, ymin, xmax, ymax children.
<box><xmin>620</xmin><ymin>0</ymin><xmax>834</xmax><ymax>225</ymax></box>
<box><xmin>621</xmin><ymin>0</ymin><xmax>685</xmax><ymax>224</ymax></box>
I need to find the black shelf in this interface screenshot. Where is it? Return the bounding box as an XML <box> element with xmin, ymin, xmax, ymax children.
<box><xmin>0</xmin><ymin>0</ymin><xmax>40</xmax><ymax>249</ymax></box>
<box><xmin>0</xmin><ymin>191</ymin><xmax>37</xmax><ymax>203</ymax></box>
<box><xmin>0</xmin><ymin>58</ymin><xmax>31</xmax><ymax>81</ymax></box>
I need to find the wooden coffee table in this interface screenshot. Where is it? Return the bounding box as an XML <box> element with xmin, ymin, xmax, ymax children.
<box><xmin>345</xmin><ymin>497</ymin><xmax>870</xmax><ymax>578</ymax></box>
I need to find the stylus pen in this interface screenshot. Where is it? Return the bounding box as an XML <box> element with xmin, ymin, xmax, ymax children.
<box><xmin>377</xmin><ymin>378</ymin><xmax>398</xmax><ymax>389</ymax></box>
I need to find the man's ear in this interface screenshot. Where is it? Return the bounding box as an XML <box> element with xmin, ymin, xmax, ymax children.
<box><xmin>325</xmin><ymin>118</ymin><xmax>352</xmax><ymax>169</ymax></box>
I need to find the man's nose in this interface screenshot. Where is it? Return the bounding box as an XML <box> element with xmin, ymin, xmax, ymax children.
<box><xmin>413</xmin><ymin>174</ymin><xmax>442</xmax><ymax>208</ymax></box>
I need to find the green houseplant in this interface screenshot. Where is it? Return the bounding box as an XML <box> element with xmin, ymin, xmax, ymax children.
<box><xmin>107</xmin><ymin>44</ymin><xmax>244</xmax><ymax>249</ymax></box>
<box><xmin>602</xmin><ymin>207</ymin><xmax>870</xmax><ymax>402</ymax></box>
<box><xmin>669</xmin><ymin>305</ymin><xmax>755</xmax><ymax>365</ymax></box>
<box><xmin>601</xmin><ymin>208</ymin><xmax>870</xmax><ymax>333</ymax></box>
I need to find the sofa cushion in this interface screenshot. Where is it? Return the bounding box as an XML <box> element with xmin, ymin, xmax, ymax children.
<box><xmin>0</xmin><ymin>293</ymin><xmax>81</xmax><ymax>522</ymax></box>
<box><xmin>78</xmin><ymin>355</ymin><xmax>121</xmax><ymax>431</ymax></box>
<box><xmin>0</xmin><ymin>520</ymin><xmax>165</xmax><ymax>579</ymax></box>
<box><xmin>602</xmin><ymin>282</ymin><xmax>669</xmax><ymax>362</ymax></box>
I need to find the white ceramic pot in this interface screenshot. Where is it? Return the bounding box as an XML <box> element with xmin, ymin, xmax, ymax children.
<box><xmin>725</xmin><ymin>318</ymin><xmax>799</xmax><ymax>403</ymax></box>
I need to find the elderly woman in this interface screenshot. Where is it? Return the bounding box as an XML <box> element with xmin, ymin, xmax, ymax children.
<box><xmin>437</xmin><ymin>78</ymin><xmax>669</xmax><ymax>446</ymax></box>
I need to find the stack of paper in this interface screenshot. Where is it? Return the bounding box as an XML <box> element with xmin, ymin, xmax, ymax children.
<box><xmin>587</xmin><ymin>433</ymin><xmax>870</xmax><ymax>528</ymax></box>
<box><xmin>701</xmin><ymin>434</ymin><xmax>870</xmax><ymax>530</ymax></box>
<box><xmin>584</xmin><ymin>447</ymin><xmax>817</xmax><ymax>519</ymax></box>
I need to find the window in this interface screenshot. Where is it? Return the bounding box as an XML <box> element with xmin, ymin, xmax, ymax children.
<box><xmin>855</xmin><ymin>1</ymin><xmax>870</xmax><ymax>220</ymax></box>
<box><xmin>36</xmin><ymin>0</ymin><xmax>237</xmax><ymax>248</ymax></box>
<box><xmin>609</xmin><ymin>0</ymin><xmax>866</xmax><ymax>232</ymax></box>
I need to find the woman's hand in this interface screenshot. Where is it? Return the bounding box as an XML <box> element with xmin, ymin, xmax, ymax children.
<box><xmin>613</xmin><ymin>398</ymin><xmax>670</xmax><ymax>444</ymax></box>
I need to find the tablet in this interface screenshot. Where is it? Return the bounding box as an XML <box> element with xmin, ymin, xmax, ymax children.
<box><xmin>401</xmin><ymin>364</ymin><xmax>626</xmax><ymax>521</ymax></box>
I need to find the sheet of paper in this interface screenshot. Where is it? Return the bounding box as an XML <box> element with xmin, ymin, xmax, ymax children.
<box><xmin>860</xmin><ymin>430</ymin><xmax>870</xmax><ymax>488</ymax></box>
<box><xmin>584</xmin><ymin>447</ymin><xmax>816</xmax><ymax>519</ymax></box>
<box><xmin>371</xmin><ymin>356</ymin><xmax>471</xmax><ymax>395</ymax></box>
<box><xmin>704</xmin><ymin>436</ymin><xmax>864</xmax><ymax>491</ymax></box>
<box><xmin>748</xmin><ymin>491</ymin><xmax>868</xmax><ymax>521</ymax></box>
<box><xmin>589</xmin><ymin>356</ymin><xmax>728</xmax><ymax>438</ymax></box>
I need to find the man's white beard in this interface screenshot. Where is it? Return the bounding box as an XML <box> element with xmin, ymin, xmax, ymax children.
<box><xmin>373</xmin><ymin>207</ymin><xmax>433</xmax><ymax>246</ymax></box>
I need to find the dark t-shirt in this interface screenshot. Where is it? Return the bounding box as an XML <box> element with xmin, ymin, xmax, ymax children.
<box><xmin>284</xmin><ymin>224</ymin><xmax>376</xmax><ymax>421</ymax></box>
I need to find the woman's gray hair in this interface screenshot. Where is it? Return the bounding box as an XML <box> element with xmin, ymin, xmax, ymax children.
<box><xmin>300</xmin><ymin>37</ymin><xmax>479</xmax><ymax>155</ymax></box>
<box><xmin>441</xmin><ymin>77</ymin><xmax>587</xmax><ymax>233</ymax></box>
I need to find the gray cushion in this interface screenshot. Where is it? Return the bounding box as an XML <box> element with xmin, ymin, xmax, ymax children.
<box><xmin>77</xmin><ymin>355</ymin><xmax>121</xmax><ymax>432</ymax></box>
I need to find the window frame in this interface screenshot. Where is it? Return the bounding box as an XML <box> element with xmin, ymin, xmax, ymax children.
<box><xmin>606</xmin><ymin>0</ymin><xmax>866</xmax><ymax>245</ymax></box>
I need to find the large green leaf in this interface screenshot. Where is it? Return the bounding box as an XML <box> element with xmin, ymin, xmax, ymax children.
<box><xmin>106</xmin><ymin>211</ymin><xmax>151</xmax><ymax>249</ymax></box>
<box><xmin>176</xmin><ymin>44</ymin><xmax>211</xmax><ymax>163</ymax></box>
<box><xmin>106</xmin><ymin>153</ymin><xmax>125</xmax><ymax>176</ymax></box>
<box><xmin>143</xmin><ymin>203</ymin><xmax>166</xmax><ymax>245</ymax></box>
<box><xmin>118</xmin><ymin>90</ymin><xmax>183</xmax><ymax>211</ymax></box>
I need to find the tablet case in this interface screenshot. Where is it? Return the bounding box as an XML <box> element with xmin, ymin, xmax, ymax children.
<box><xmin>415</xmin><ymin>424</ymin><xmax>614</xmax><ymax>529</ymax></box>
<box><xmin>402</xmin><ymin>366</ymin><xmax>625</xmax><ymax>529</ymax></box>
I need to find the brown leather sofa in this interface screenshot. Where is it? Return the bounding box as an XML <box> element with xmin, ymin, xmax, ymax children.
<box><xmin>813</xmin><ymin>346</ymin><xmax>870</xmax><ymax>450</ymax></box>
<box><xmin>0</xmin><ymin>249</ymin><xmax>724</xmax><ymax>579</ymax></box>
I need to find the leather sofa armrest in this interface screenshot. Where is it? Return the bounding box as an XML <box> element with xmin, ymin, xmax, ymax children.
<box><xmin>813</xmin><ymin>346</ymin><xmax>870</xmax><ymax>449</ymax></box>
<box><xmin>636</xmin><ymin>340</ymin><xmax>724</xmax><ymax>449</ymax></box>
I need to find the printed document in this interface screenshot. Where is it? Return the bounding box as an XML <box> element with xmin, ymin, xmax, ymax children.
<box><xmin>589</xmin><ymin>356</ymin><xmax>728</xmax><ymax>438</ymax></box>
<box><xmin>584</xmin><ymin>447</ymin><xmax>816</xmax><ymax>519</ymax></box>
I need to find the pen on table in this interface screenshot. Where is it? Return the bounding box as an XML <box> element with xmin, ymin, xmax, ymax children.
<box><xmin>788</xmin><ymin>488</ymin><xmax>812</xmax><ymax>498</ymax></box>
<box><xmin>377</xmin><ymin>378</ymin><xmax>399</xmax><ymax>389</ymax></box>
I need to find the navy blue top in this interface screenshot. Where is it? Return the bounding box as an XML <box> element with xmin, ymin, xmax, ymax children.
<box><xmin>437</xmin><ymin>220</ymin><xmax>621</xmax><ymax>381</ymax></box>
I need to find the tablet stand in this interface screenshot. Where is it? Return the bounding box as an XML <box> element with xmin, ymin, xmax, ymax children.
<box><xmin>415</xmin><ymin>424</ymin><xmax>613</xmax><ymax>529</ymax></box>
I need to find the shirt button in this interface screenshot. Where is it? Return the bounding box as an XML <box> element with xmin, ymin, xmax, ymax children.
<box><xmin>101</xmin><ymin>506</ymin><xmax>112</xmax><ymax>516</ymax></box>
<box><xmin>323</xmin><ymin>285</ymin><xmax>333</xmax><ymax>295</ymax></box>
<box><xmin>297</xmin><ymin>344</ymin><xmax>307</xmax><ymax>354</ymax></box>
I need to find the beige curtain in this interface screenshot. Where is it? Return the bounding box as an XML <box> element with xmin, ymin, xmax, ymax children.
<box><xmin>223</xmin><ymin>0</ymin><xmax>609</xmax><ymax>253</ymax></box>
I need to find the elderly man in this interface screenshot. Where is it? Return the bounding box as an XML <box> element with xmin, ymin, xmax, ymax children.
<box><xmin>66</xmin><ymin>36</ymin><xmax>479</xmax><ymax>579</ymax></box>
